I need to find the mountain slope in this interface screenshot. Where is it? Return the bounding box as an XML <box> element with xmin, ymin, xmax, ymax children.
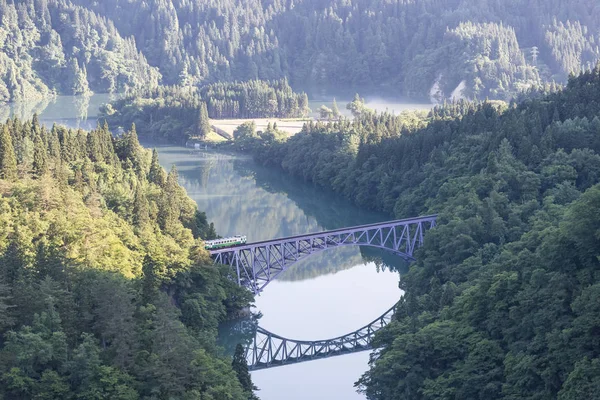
<box><xmin>0</xmin><ymin>119</ymin><xmax>255</xmax><ymax>398</ymax></box>
<box><xmin>236</xmin><ymin>66</ymin><xmax>600</xmax><ymax>399</ymax></box>
<box><xmin>3</xmin><ymin>0</ymin><xmax>600</xmax><ymax>102</ymax></box>
<box><xmin>0</xmin><ymin>0</ymin><xmax>160</xmax><ymax>102</ymax></box>
<box><xmin>70</xmin><ymin>0</ymin><xmax>600</xmax><ymax>99</ymax></box>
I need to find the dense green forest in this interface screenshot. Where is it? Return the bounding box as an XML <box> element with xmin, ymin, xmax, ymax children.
<box><xmin>4</xmin><ymin>0</ymin><xmax>600</xmax><ymax>102</ymax></box>
<box><xmin>101</xmin><ymin>79</ymin><xmax>310</xmax><ymax>143</ymax></box>
<box><xmin>0</xmin><ymin>0</ymin><xmax>160</xmax><ymax>102</ymax></box>
<box><xmin>67</xmin><ymin>0</ymin><xmax>600</xmax><ymax>100</ymax></box>
<box><xmin>235</xmin><ymin>67</ymin><xmax>600</xmax><ymax>398</ymax></box>
<box><xmin>0</xmin><ymin>117</ymin><xmax>257</xmax><ymax>398</ymax></box>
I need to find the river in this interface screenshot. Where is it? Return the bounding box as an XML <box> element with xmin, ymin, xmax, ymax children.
<box><xmin>154</xmin><ymin>147</ymin><xmax>406</xmax><ymax>399</ymax></box>
<box><xmin>1</xmin><ymin>93</ymin><xmax>429</xmax><ymax>399</ymax></box>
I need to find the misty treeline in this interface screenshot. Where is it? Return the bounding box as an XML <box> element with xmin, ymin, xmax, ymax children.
<box><xmin>0</xmin><ymin>117</ymin><xmax>258</xmax><ymax>399</ymax></box>
<box><xmin>101</xmin><ymin>79</ymin><xmax>310</xmax><ymax>142</ymax></box>
<box><xmin>4</xmin><ymin>0</ymin><xmax>600</xmax><ymax>102</ymax></box>
<box><xmin>237</xmin><ymin>67</ymin><xmax>600</xmax><ymax>399</ymax></box>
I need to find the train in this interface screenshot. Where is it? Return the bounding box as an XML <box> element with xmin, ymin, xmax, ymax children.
<box><xmin>204</xmin><ymin>235</ymin><xmax>247</xmax><ymax>250</ymax></box>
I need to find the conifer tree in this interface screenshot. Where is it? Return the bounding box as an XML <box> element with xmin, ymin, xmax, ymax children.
<box><xmin>87</xmin><ymin>129</ymin><xmax>102</xmax><ymax>162</ymax></box>
<box><xmin>197</xmin><ymin>102</ymin><xmax>211</xmax><ymax>138</ymax></box>
<box><xmin>141</xmin><ymin>255</ymin><xmax>160</xmax><ymax>304</ymax></box>
<box><xmin>0</xmin><ymin>125</ymin><xmax>18</xmax><ymax>180</ymax></box>
<box><xmin>1</xmin><ymin>232</ymin><xmax>29</xmax><ymax>285</ymax></box>
<box><xmin>133</xmin><ymin>185</ymin><xmax>150</xmax><ymax>227</ymax></box>
<box><xmin>33</xmin><ymin>134</ymin><xmax>48</xmax><ymax>177</ymax></box>
<box><xmin>332</xmin><ymin>98</ymin><xmax>341</xmax><ymax>119</ymax></box>
<box><xmin>232</xmin><ymin>344</ymin><xmax>259</xmax><ymax>399</ymax></box>
<box><xmin>148</xmin><ymin>149</ymin><xmax>166</xmax><ymax>186</ymax></box>
<box><xmin>32</xmin><ymin>114</ymin><xmax>41</xmax><ymax>136</ymax></box>
<box><xmin>48</xmin><ymin>125</ymin><xmax>61</xmax><ymax>159</ymax></box>
<box><xmin>0</xmin><ymin>281</ymin><xmax>14</xmax><ymax>332</ymax></box>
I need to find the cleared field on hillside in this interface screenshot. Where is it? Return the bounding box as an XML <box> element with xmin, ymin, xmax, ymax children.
<box><xmin>212</xmin><ymin>118</ymin><xmax>309</xmax><ymax>137</ymax></box>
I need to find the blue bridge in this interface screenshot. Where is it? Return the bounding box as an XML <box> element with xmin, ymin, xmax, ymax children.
<box><xmin>210</xmin><ymin>214</ymin><xmax>437</xmax><ymax>370</ymax></box>
<box><xmin>209</xmin><ymin>214</ymin><xmax>438</xmax><ymax>294</ymax></box>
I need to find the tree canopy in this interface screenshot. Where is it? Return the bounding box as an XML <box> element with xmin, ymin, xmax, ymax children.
<box><xmin>3</xmin><ymin>0</ymin><xmax>600</xmax><ymax>101</ymax></box>
<box><xmin>235</xmin><ymin>65</ymin><xmax>600</xmax><ymax>399</ymax></box>
<box><xmin>0</xmin><ymin>117</ymin><xmax>256</xmax><ymax>399</ymax></box>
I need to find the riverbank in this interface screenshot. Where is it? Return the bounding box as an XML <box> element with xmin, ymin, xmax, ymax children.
<box><xmin>154</xmin><ymin>145</ymin><xmax>403</xmax><ymax>400</ymax></box>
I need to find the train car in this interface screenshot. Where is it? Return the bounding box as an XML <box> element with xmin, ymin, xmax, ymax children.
<box><xmin>204</xmin><ymin>235</ymin><xmax>247</xmax><ymax>250</ymax></box>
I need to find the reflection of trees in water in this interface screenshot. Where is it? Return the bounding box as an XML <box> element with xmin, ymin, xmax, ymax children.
<box><xmin>232</xmin><ymin>158</ymin><xmax>409</xmax><ymax>275</ymax></box>
<box><xmin>164</xmin><ymin>149</ymin><xmax>408</xmax><ymax>281</ymax></box>
<box><xmin>0</xmin><ymin>94</ymin><xmax>99</xmax><ymax>131</ymax></box>
<box><xmin>360</xmin><ymin>247</ymin><xmax>409</xmax><ymax>274</ymax></box>
<box><xmin>0</xmin><ymin>97</ymin><xmax>52</xmax><ymax>121</ymax></box>
<box><xmin>278</xmin><ymin>247</ymin><xmax>363</xmax><ymax>281</ymax></box>
<box><xmin>175</xmin><ymin>156</ymin><xmax>325</xmax><ymax>243</ymax></box>
<box><xmin>232</xmin><ymin>158</ymin><xmax>386</xmax><ymax>231</ymax></box>
<box><xmin>217</xmin><ymin>315</ymin><xmax>259</xmax><ymax>358</ymax></box>
<box><xmin>72</xmin><ymin>93</ymin><xmax>91</xmax><ymax>121</ymax></box>
<box><xmin>278</xmin><ymin>247</ymin><xmax>409</xmax><ymax>281</ymax></box>
<box><xmin>198</xmin><ymin>158</ymin><xmax>216</xmax><ymax>189</ymax></box>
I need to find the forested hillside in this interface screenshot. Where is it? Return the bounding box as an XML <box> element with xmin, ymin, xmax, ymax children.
<box><xmin>4</xmin><ymin>0</ymin><xmax>600</xmax><ymax>102</ymax></box>
<box><xmin>0</xmin><ymin>118</ymin><xmax>256</xmax><ymax>398</ymax></box>
<box><xmin>102</xmin><ymin>79</ymin><xmax>310</xmax><ymax>143</ymax></box>
<box><xmin>0</xmin><ymin>0</ymin><xmax>160</xmax><ymax>102</ymax></box>
<box><xmin>54</xmin><ymin>0</ymin><xmax>600</xmax><ymax>99</ymax></box>
<box><xmin>236</xmin><ymin>67</ymin><xmax>600</xmax><ymax>398</ymax></box>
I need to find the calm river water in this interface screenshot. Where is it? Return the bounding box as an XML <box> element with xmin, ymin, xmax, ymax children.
<box><xmin>155</xmin><ymin>147</ymin><xmax>405</xmax><ymax>400</ymax></box>
<box><xmin>2</xmin><ymin>93</ymin><xmax>430</xmax><ymax>399</ymax></box>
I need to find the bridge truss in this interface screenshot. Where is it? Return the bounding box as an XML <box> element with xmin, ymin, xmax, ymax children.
<box><xmin>210</xmin><ymin>215</ymin><xmax>437</xmax><ymax>294</ymax></box>
<box><xmin>246</xmin><ymin>304</ymin><xmax>397</xmax><ymax>371</ymax></box>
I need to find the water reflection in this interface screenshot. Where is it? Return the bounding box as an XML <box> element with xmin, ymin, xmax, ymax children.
<box><xmin>154</xmin><ymin>146</ymin><xmax>406</xmax><ymax>400</ymax></box>
<box><xmin>0</xmin><ymin>93</ymin><xmax>118</xmax><ymax>130</ymax></box>
<box><xmin>158</xmin><ymin>148</ymin><xmax>407</xmax><ymax>281</ymax></box>
<box><xmin>0</xmin><ymin>97</ymin><xmax>52</xmax><ymax>122</ymax></box>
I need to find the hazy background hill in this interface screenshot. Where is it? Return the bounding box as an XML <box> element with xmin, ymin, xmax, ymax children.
<box><xmin>0</xmin><ymin>0</ymin><xmax>160</xmax><ymax>102</ymax></box>
<box><xmin>3</xmin><ymin>0</ymin><xmax>600</xmax><ymax>102</ymax></box>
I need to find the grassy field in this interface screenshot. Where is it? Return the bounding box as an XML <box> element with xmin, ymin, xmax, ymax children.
<box><xmin>204</xmin><ymin>130</ymin><xmax>229</xmax><ymax>143</ymax></box>
<box><xmin>212</xmin><ymin>118</ymin><xmax>309</xmax><ymax>137</ymax></box>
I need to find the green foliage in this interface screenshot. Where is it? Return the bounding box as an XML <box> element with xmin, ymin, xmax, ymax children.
<box><xmin>232</xmin><ymin>344</ymin><xmax>259</xmax><ymax>400</ymax></box>
<box><xmin>238</xmin><ymin>66</ymin><xmax>600</xmax><ymax>399</ymax></box>
<box><xmin>197</xmin><ymin>102</ymin><xmax>211</xmax><ymax>139</ymax></box>
<box><xmin>45</xmin><ymin>0</ymin><xmax>600</xmax><ymax>101</ymax></box>
<box><xmin>319</xmin><ymin>105</ymin><xmax>334</xmax><ymax>120</ymax></box>
<box><xmin>148</xmin><ymin>149</ymin><xmax>166</xmax><ymax>186</ymax></box>
<box><xmin>331</xmin><ymin>98</ymin><xmax>341</xmax><ymax>119</ymax></box>
<box><xmin>0</xmin><ymin>0</ymin><xmax>160</xmax><ymax>102</ymax></box>
<box><xmin>199</xmin><ymin>79</ymin><xmax>310</xmax><ymax>119</ymax></box>
<box><xmin>0</xmin><ymin>117</ymin><xmax>257</xmax><ymax>399</ymax></box>
<box><xmin>346</xmin><ymin>94</ymin><xmax>371</xmax><ymax>118</ymax></box>
<box><xmin>3</xmin><ymin>0</ymin><xmax>600</xmax><ymax>101</ymax></box>
<box><xmin>0</xmin><ymin>125</ymin><xmax>17</xmax><ymax>179</ymax></box>
<box><xmin>102</xmin><ymin>80</ymin><xmax>308</xmax><ymax>143</ymax></box>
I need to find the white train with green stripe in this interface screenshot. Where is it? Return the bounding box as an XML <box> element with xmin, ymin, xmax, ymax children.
<box><xmin>204</xmin><ymin>235</ymin><xmax>247</xmax><ymax>250</ymax></box>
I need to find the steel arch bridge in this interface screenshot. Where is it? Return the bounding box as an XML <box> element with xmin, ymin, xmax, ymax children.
<box><xmin>246</xmin><ymin>303</ymin><xmax>397</xmax><ymax>370</ymax></box>
<box><xmin>209</xmin><ymin>214</ymin><xmax>438</xmax><ymax>294</ymax></box>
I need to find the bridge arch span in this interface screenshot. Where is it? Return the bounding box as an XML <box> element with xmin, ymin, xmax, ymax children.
<box><xmin>210</xmin><ymin>215</ymin><xmax>437</xmax><ymax>294</ymax></box>
<box><xmin>246</xmin><ymin>303</ymin><xmax>397</xmax><ymax>370</ymax></box>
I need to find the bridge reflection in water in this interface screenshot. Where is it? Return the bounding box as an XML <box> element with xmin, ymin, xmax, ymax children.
<box><xmin>246</xmin><ymin>303</ymin><xmax>396</xmax><ymax>371</ymax></box>
<box><xmin>211</xmin><ymin>215</ymin><xmax>438</xmax><ymax>294</ymax></box>
<box><xmin>212</xmin><ymin>215</ymin><xmax>438</xmax><ymax>369</ymax></box>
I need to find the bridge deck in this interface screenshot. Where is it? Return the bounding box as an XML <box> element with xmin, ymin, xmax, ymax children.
<box><xmin>209</xmin><ymin>214</ymin><xmax>438</xmax><ymax>254</ymax></box>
